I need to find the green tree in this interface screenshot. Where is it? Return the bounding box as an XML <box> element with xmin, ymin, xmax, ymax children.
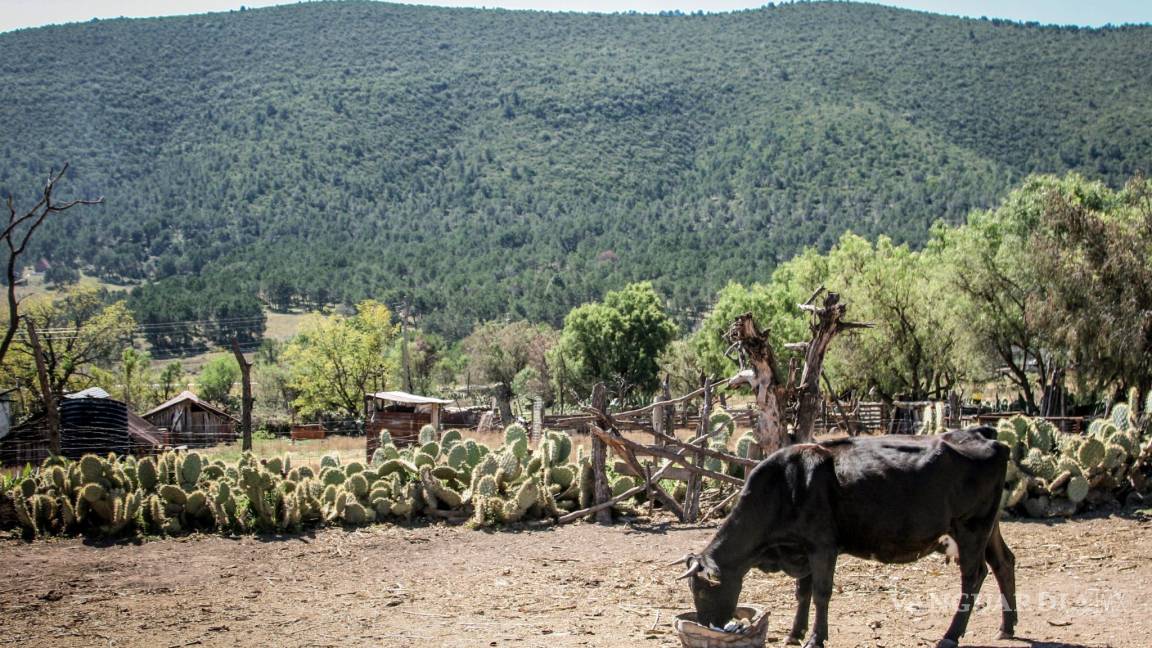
<box><xmin>822</xmin><ymin>233</ymin><xmax>962</xmax><ymax>400</ymax></box>
<box><xmin>935</xmin><ymin>177</ymin><xmax>1063</xmax><ymax>411</ymax></box>
<box><xmin>283</xmin><ymin>300</ymin><xmax>399</xmax><ymax>419</ymax></box>
<box><xmin>657</xmin><ymin>339</ymin><xmax>705</xmax><ymax>399</ymax></box>
<box><xmin>461</xmin><ymin>320</ymin><xmax>558</xmax><ymax>423</ymax></box>
<box><xmin>198</xmin><ymin>355</ymin><xmax>239</xmax><ymax>409</ymax></box>
<box><xmin>156</xmin><ymin>361</ymin><xmax>185</xmax><ymax>403</ymax></box>
<box><xmin>114</xmin><ymin>347</ymin><xmax>154</xmax><ymax>410</ymax></box>
<box><xmin>252</xmin><ymin>340</ymin><xmax>295</xmax><ymax>424</ymax></box>
<box><xmin>692</xmin><ymin>267</ymin><xmax>819</xmax><ymax>380</ymax></box>
<box><xmin>1031</xmin><ymin>175</ymin><xmax>1152</xmax><ymax>401</ymax></box>
<box><xmin>1</xmin><ymin>287</ymin><xmax>136</xmax><ymax>409</ymax></box>
<box><xmin>557</xmin><ymin>282</ymin><xmax>677</xmax><ymax>399</ymax></box>
<box><xmin>391</xmin><ymin>329</ymin><xmax>448</xmax><ymax>396</ymax></box>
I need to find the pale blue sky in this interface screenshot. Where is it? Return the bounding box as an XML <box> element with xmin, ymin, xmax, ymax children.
<box><xmin>2</xmin><ymin>0</ymin><xmax>1150</xmax><ymax>33</ymax></box>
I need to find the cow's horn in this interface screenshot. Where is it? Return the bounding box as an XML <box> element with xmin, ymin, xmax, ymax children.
<box><xmin>667</xmin><ymin>554</ymin><xmax>694</xmax><ymax>567</ymax></box>
<box><xmin>675</xmin><ymin>556</ymin><xmax>701</xmax><ymax>580</ymax></box>
<box><xmin>675</xmin><ymin>562</ymin><xmax>701</xmax><ymax>581</ymax></box>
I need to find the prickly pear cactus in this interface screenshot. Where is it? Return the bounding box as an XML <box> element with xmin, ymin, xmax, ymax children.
<box><xmin>1077</xmin><ymin>437</ymin><xmax>1106</xmax><ymax>469</ymax></box>
<box><xmin>420</xmin><ymin>466</ymin><xmax>463</xmax><ymax>509</ymax></box>
<box><xmin>440</xmin><ymin>429</ymin><xmax>462</xmax><ymax>448</ymax></box>
<box><xmin>709</xmin><ymin>411</ymin><xmax>735</xmax><ymax>444</ymax></box>
<box><xmin>735</xmin><ymin>432</ymin><xmax>756</xmax><ymax>459</ymax></box>
<box><xmin>504</xmin><ymin>424</ymin><xmax>528</xmax><ymax>447</ymax></box>
<box><xmin>1066</xmin><ymin>476</ymin><xmax>1090</xmax><ymax>503</ymax></box>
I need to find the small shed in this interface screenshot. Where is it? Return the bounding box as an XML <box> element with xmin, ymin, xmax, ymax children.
<box><xmin>364</xmin><ymin>391</ymin><xmax>452</xmax><ymax>452</ymax></box>
<box><xmin>143</xmin><ymin>391</ymin><xmax>238</xmax><ymax>448</ymax></box>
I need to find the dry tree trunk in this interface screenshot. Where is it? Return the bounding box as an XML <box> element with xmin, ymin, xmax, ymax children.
<box><xmin>589</xmin><ymin>383</ymin><xmax>613</xmax><ymax>524</ymax></box>
<box><xmin>792</xmin><ymin>292</ymin><xmax>872</xmax><ymax>443</ymax></box>
<box><xmin>231</xmin><ymin>338</ymin><xmax>255</xmax><ymax>452</ymax></box>
<box><xmin>724</xmin><ymin>314</ymin><xmax>789</xmax><ymax>457</ymax></box>
<box><xmin>725</xmin><ymin>289</ymin><xmax>870</xmax><ymax>455</ymax></box>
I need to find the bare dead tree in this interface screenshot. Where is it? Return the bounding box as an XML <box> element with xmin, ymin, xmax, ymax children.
<box><xmin>724</xmin><ymin>288</ymin><xmax>871</xmax><ymax>456</ymax></box>
<box><xmin>1</xmin><ymin>164</ymin><xmax>102</xmax><ymax>367</ymax></box>
<box><xmin>231</xmin><ymin>338</ymin><xmax>254</xmax><ymax>452</ymax></box>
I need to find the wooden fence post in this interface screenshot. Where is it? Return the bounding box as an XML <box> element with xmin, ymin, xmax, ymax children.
<box><xmin>684</xmin><ymin>376</ymin><xmax>712</xmax><ymax>523</ymax></box>
<box><xmin>661</xmin><ymin>374</ymin><xmax>674</xmax><ymax>441</ymax></box>
<box><xmin>532</xmin><ymin>398</ymin><xmax>543</xmax><ymax>443</ymax></box>
<box><xmin>652</xmin><ymin>394</ymin><xmax>666</xmax><ymax>447</ymax></box>
<box><xmin>947</xmin><ymin>390</ymin><xmax>961</xmax><ymax>429</ymax></box>
<box><xmin>589</xmin><ymin>383</ymin><xmax>612</xmax><ymax>524</ymax></box>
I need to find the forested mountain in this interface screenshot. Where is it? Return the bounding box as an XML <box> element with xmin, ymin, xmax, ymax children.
<box><xmin>2</xmin><ymin>1</ymin><xmax>1150</xmax><ymax>339</ymax></box>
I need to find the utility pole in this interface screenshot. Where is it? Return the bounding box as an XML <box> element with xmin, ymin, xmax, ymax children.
<box><xmin>25</xmin><ymin>319</ymin><xmax>59</xmax><ymax>454</ymax></box>
<box><xmin>230</xmin><ymin>338</ymin><xmax>254</xmax><ymax>452</ymax></box>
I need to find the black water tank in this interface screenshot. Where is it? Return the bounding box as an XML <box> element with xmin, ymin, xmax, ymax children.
<box><xmin>60</xmin><ymin>397</ymin><xmax>129</xmax><ymax>459</ymax></box>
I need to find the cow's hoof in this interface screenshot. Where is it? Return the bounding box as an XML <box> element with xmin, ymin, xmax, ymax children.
<box><xmin>997</xmin><ymin>630</ymin><xmax>1015</xmax><ymax>640</ymax></box>
<box><xmin>785</xmin><ymin>636</ymin><xmax>802</xmax><ymax>646</ymax></box>
<box><xmin>935</xmin><ymin>640</ymin><xmax>959</xmax><ymax>648</ymax></box>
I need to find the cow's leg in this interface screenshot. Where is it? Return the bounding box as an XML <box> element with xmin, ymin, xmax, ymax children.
<box><xmin>938</xmin><ymin>531</ymin><xmax>991</xmax><ymax>648</ymax></box>
<box><xmin>786</xmin><ymin>575</ymin><xmax>813</xmax><ymax>645</ymax></box>
<box><xmin>802</xmin><ymin>552</ymin><xmax>836</xmax><ymax>648</ymax></box>
<box><xmin>984</xmin><ymin>522</ymin><xmax>1017</xmax><ymax>639</ymax></box>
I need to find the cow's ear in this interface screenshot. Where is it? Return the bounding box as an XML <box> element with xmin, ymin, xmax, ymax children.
<box><xmin>697</xmin><ymin>556</ymin><xmax>722</xmax><ymax>587</ymax></box>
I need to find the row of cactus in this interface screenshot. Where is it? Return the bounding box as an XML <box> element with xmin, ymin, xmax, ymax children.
<box><xmin>999</xmin><ymin>399</ymin><xmax>1152</xmax><ymax>518</ymax></box>
<box><xmin>3</xmin><ymin>424</ymin><xmax>658</xmax><ymax>540</ymax></box>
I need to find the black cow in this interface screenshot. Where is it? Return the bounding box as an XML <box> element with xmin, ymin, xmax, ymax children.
<box><xmin>675</xmin><ymin>426</ymin><xmax>1016</xmax><ymax>648</ymax></box>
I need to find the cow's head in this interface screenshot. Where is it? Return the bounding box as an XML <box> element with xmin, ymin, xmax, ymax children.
<box><xmin>672</xmin><ymin>552</ymin><xmax>741</xmax><ymax>628</ymax></box>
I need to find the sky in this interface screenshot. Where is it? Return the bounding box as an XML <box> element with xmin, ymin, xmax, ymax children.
<box><xmin>2</xmin><ymin>0</ymin><xmax>1150</xmax><ymax>33</ymax></box>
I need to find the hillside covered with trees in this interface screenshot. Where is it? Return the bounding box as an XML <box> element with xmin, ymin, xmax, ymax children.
<box><xmin>1</xmin><ymin>1</ymin><xmax>1150</xmax><ymax>340</ymax></box>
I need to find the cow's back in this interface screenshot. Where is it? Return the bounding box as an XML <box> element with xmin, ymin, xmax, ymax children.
<box><xmin>817</xmin><ymin>429</ymin><xmax>1007</xmax><ymax>561</ymax></box>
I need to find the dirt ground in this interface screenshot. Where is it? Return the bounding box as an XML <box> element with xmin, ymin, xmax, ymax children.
<box><xmin>2</xmin><ymin>511</ymin><xmax>1150</xmax><ymax>648</ymax></box>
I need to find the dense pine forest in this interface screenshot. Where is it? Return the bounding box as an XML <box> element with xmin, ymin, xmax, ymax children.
<box><xmin>1</xmin><ymin>1</ymin><xmax>1150</xmax><ymax>340</ymax></box>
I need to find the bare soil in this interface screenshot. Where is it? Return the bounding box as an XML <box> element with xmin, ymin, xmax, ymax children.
<box><xmin>1</xmin><ymin>511</ymin><xmax>1150</xmax><ymax>648</ymax></box>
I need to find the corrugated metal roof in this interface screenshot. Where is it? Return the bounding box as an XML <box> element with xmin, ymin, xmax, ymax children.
<box><xmin>127</xmin><ymin>411</ymin><xmax>165</xmax><ymax>447</ymax></box>
<box><xmin>65</xmin><ymin>387</ymin><xmax>111</xmax><ymax>400</ymax></box>
<box><xmin>368</xmin><ymin>391</ymin><xmax>452</xmax><ymax>405</ymax></box>
<box><xmin>143</xmin><ymin>390</ymin><xmax>239</xmax><ymax>422</ymax></box>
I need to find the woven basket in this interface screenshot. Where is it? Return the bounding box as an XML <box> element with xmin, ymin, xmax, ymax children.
<box><xmin>674</xmin><ymin>605</ymin><xmax>769</xmax><ymax>648</ymax></box>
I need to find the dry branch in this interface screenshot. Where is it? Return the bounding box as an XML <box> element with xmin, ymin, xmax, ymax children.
<box><xmin>724</xmin><ymin>289</ymin><xmax>871</xmax><ymax>453</ymax></box>
<box><xmin>589</xmin><ymin>425</ymin><xmax>684</xmax><ymax>519</ymax></box>
<box><xmin>648</xmin><ymin>429</ymin><xmax>758</xmax><ymax>467</ymax></box>
<box><xmin>610</xmin><ymin>378</ymin><xmax>729</xmax><ymax>420</ymax></box>
<box><xmin>591</xmin><ymin>426</ymin><xmax>743</xmax><ymax>486</ymax></box>
<box><xmin>555</xmin><ymin>461</ymin><xmax>676</xmax><ymax>524</ymax></box>
<box><xmin>794</xmin><ymin>292</ymin><xmax>873</xmax><ymax>443</ymax></box>
<box><xmin>2</xmin><ymin>163</ymin><xmax>103</xmax><ymax>366</ymax></box>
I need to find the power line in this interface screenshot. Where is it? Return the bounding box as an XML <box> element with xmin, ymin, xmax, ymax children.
<box><xmin>33</xmin><ymin>315</ymin><xmax>268</xmax><ymax>335</ymax></box>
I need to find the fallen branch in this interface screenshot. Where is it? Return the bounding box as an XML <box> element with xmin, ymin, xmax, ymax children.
<box><xmin>703</xmin><ymin>490</ymin><xmax>741</xmax><ymax>520</ymax></box>
<box><xmin>555</xmin><ymin>461</ymin><xmax>677</xmax><ymax>524</ymax></box>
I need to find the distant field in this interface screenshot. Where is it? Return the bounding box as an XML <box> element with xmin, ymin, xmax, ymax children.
<box><xmin>195</xmin><ymin>426</ymin><xmax>703</xmax><ymax>477</ymax></box>
<box><xmin>263</xmin><ymin>310</ymin><xmax>311</xmax><ymax>341</ymax></box>
<box><xmin>200</xmin><ymin>435</ymin><xmax>368</xmax><ymax>468</ymax></box>
<box><xmin>150</xmin><ymin>311</ymin><xmax>310</xmax><ymax>376</ymax></box>
<box><xmin>12</xmin><ymin>270</ymin><xmax>130</xmax><ymax>300</ymax></box>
